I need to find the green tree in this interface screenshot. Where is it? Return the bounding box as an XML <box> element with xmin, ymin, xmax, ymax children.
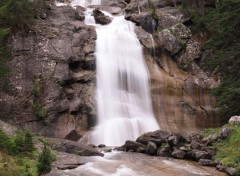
<box><xmin>37</xmin><ymin>145</ymin><xmax>52</xmax><ymax>174</ymax></box>
<box><xmin>15</xmin><ymin>131</ymin><xmax>26</xmax><ymax>152</ymax></box>
<box><xmin>24</xmin><ymin>131</ymin><xmax>35</xmax><ymax>152</ymax></box>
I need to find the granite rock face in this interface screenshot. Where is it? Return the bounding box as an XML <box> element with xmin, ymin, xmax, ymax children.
<box><xmin>1</xmin><ymin>3</ymin><xmax>97</xmax><ymax>140</ymax></box>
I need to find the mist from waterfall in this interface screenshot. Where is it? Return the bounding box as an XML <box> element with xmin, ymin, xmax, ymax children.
<box><xmin>71</xmin><ymin>0</ymin><xmax>159</xmax><ymax>146</ymax></box>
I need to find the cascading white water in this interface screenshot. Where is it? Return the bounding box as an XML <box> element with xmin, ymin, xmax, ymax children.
<box><xmin>71</xmin><ymin>0</ymin><xmax>101</xmax><ymax>7</ymax></box>
<box><xmin>71</xmin><ymin>0</ymin><xmax>159</xmax><ymax>146</ymax></box>
<box><xmin>91</xmin><ymin>17</ymin><xmax>159</xmax><ymax>146</ymax></box>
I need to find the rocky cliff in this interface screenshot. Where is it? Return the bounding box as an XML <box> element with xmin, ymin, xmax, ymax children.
<box><xmin>0</xmin><ymin>0</ymin><xmax>221</xmax><ymax>140</ymax></box>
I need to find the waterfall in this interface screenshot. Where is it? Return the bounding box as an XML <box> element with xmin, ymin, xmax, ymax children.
<box><xmin>71</xmin><ymin>0</ymin><xmax>101</xmax><ymax>7</ymax></box>
<box><xmin>71</xmin><ymin>0</ymin><xmax>159</xmax><ymax>146</ymax></box>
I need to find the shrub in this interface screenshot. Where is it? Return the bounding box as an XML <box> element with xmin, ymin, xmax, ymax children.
<box><xmin>33</xmin><ymin>101</ymin><xmax>48</xmax><ymax>120</ymax></box>
<box><xmin>0</xmin><ymin>129</ymin><xmax>17</xmax><ymax>155</ymax></box>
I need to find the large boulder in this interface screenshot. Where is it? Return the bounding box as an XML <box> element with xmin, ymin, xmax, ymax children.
<box><xmin>171</xmin><ymin>148</ymin><xmax>186</xmax><ymax>159</ymax></box>
<box><xmin>93</xmin><ymin>9</ymin><xmax>111</xmax><ymax>25</ymax></box>
<box><xmin>229</xmin><ymin>116</ymin><xmax>240</xmax><ymax>125</ymax></box>
<box><xmin>157</xmin><ymin>144</ymin><xmax>172</xmax><ymax>157</ymax></box>
<box><xmin>124</xmin><ymin>140</ymin><xmax>145</xmax><ymax>152</ymax></box>
<box><xmin>125</xmin><ymin>12</ymin><xmax>158</xmax><ymax>33</ymax></box>
<box><xmin>146</xmin><ymin>141</ymin><xmax>157</xmax><ymax>155</ymax></box>
<box><xmin>157</xmin><ymin>29</ymin><xmax>184</xmax><ymax>55</ymax></box>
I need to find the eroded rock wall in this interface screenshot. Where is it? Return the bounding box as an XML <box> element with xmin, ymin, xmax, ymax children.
<box><xmin>127</xmin><ymin>0</ymin><xmax>221</xmax><ymax>133</ymax></box>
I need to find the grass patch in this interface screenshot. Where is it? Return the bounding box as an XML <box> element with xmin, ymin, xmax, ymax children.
<box><xmin>213</xmin><ymin>125</ymin><xmax>240</xmax><ymax>172</ymax></box>
<box><xmin>202</xmin><ymin>125</ymin><xmax>240</xmax><ymax>175</ymax></box>
<box><xmin>201</xmin><ymin>127</ymin><xmax>221</xmax><ymax>138</ymax></box>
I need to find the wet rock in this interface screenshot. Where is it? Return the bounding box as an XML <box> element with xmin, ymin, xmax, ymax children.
<box><xmin>88</xmin><ymin>144</ymin><xmax>97</xmax><ymax>148</ymax></box>
<box><xmin>98</xmin><ymin>147</ymin><xmax>112</xmax><ymax>153</ymax></box>
<box><xmin>198</xmin><ymin>159</ymin><xmax>217</xmax><ymax>166</ymax></box>
<box><xmin>109</xmin><ymin>7</ymin><xmax>122</xmax><ymax>15</ymax></box>
<box><xmin>136</xmin><ymin>130</ymin><xmax>170</xmax><ymax>145</ymax></box>
<box><xmin>171</xmin><ymin>148</ymin><xmax>186</xmax><ymax>159</ymax></box>
<box><xmin>125</xmin><ymin>140</ymin><xmax>139</xmax><ymax>152</ymax></box>
<box><xmin>225</xmin><ymin>167</ymin><xmax>236</xmax><ymax>176</ymax></box>
<box><xmin>56</xmin><ymin>153</ymin><xmax>86</xmax><ymax>170</ymax></box>
<box><xmin>75</xmin><ymin>6</ymin><xmax>85</xmax><ymax>21</ymax></box>
<box><xmin>220</xmin><ymin>127</ymin><xmax>232</xmax><ymax>139</ymax></box>
<box><xmin>229</xmin><ymin>116</ymin><xmax>240</xmax><ymax>125</ymax></box>
<box><xmin>195</xmin><ymin>150</ymin><xmax>211</xmax><ymax>161</ymax></box>
<box><xmin>136</xmin><ymin>147</ymin><xmax>146</xmax><ymax>154</ymax></box>
<box><xmin>190</xmin><ymin>140</ymin><xmax>204</xmax><ymax>150</ymax></box>
<box><xmin>114</xmin><ymin>146</ymin><xmax>126</xmax><ymax>151</ymax></box>
<box><xmin>146</xmin><ymin>141</ymin><xmax>157</xmax><ymax>155</ymax></box>
<box><xmin>200</xmin><ymin>146</ymin><xmax>215</xmax><ymax>157</ymax></box>
<box><xmin>157</xmin><ymin>144</ymin><xmax>172</xmax><ymax>157</ymax></box>
<box><xmin>216</xmin><ymin>164</ymin><xmax>225</xmax><ymax>172</ymax></box>
<box><xmin>57</xmin><ymin>164</ymin><xmax>83</xmax><ymax>170</ymax></box>
<box><xmin>98</xmin><ymin>144</ymin><xmax>106</xmax><ymax>148</ymax></box>
<box><xmin>186</xmin><ymin>149</ymin><xmax>211</xmax><ymax>161</ymax></box>
<box><xmin>125</xmin><ymin>12</ymin><xmax>158</xmax><ymax>33</ymax></box>
<box><xmin>93</xmin><ymin>9</ymin><xmax>111</xmax><ymax>25</ymax></box>
<box><xmin>136</xmin><ymin>136</ymin><xmax>162</xmax><ymax>146</ymax></box>
<box><xmin>167</xmin><ymin>133</ymin><xmax>184</xmax><ymax>147</ymax></box>
<box><xmin>179</xmin><ymin>146</ymin><xmax>189</xmax><ymax>152</ymax></box>
<box><xmin>149</xmin><ymin>130</ymin><xmax>171</xmax><ymax>141</ymax></box>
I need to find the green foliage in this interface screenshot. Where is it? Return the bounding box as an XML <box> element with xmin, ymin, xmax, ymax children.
<box><xmin>203</xmin><ymin>0</ymin><xmax>240</xmax><ymax>119</ymax></box>
<box><xmin>0</xmin><ymin>129</ymin><xmax>36</xmax><ymax>155</ymax></box>
<box><xmin>32</xmin><ymin>101</ymin><xmax>47</xmax><ymax>120</ymax></box>
<box><xmin>32</xmin><ymin>79</ymin><xmax>48</xmax><ymax>121</ymax></box>
<box><xmin>0</xmin><ymin>153</ymin><xmax>38</xmax><ymax>176</ymax></box>
<box><xmin>0</xmin><ymin>0</ymin><xmax>34</xmax><ymax>30</ymax></box>
<box><xmin>37</xmin><ymin>145</ymin><xmax>52</xmax><ymax>174</ymax></box>
<box><xmin>15</xmin><ymin>130</ymin><xmax>35</xmax><ymax>153</ymax></box>
<box><xmin>32</xmin><ymin>80</ymin><xmax>41</xmax><ymax>98</ymax></box>
<box><xmin>0</xmin><ymin>128</ymin><xmax>54</xmax><ymax>175</ymax></box>
<box><xmin>183</xmin><ymin>0</ymin><xmax>240</xmax><ymax>119</ymax></box>
<box><xmin>0</xmin><ymin>129</ymin><xmax>17</xmax><ymax>155</ymax></box>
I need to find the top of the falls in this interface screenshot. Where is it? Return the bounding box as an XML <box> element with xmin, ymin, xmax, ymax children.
<box><xmin>71</xmin><ymin>0</ymin><xmax>101</xmax><ymax>8</ymax></box>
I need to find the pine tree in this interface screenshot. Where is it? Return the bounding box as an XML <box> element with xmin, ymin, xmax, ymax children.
<box><xmin>37</xmin><ymin>145</ymin><xmax>52</xmax><ymax>174</ymax></box>
<box><xmin>24</xmin><ymin>131</ymin><xmax>35</xmax><ymax>152</ymax></box>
